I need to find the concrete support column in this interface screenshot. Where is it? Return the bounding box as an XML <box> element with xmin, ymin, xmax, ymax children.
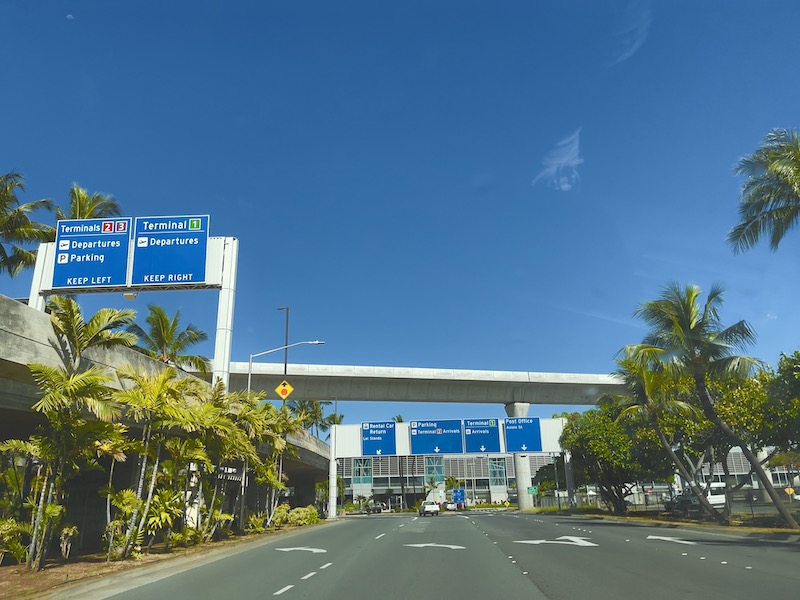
<box><xmin>505</xmin><ymin>402</ymin><xmax>534</xmax><ymax>511</ymax></box>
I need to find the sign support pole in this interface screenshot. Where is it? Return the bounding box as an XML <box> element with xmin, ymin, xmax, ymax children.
<box><xmin>211</xmin><ymin>237</ymin><xmax>238</xmax><ymax>390</ymax></box>
<box><xmin>328</xmin><ymin>424</ymin><xmax>338</xmax><ymax>520</ymax></box>
<box><xmin>28</xmin><ymin>242</ymin><xmax>52</xmax><ymax>311</ymax></box>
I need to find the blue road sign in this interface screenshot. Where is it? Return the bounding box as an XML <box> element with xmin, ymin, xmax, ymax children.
<box><xmin>361</xmin><ymin>422</ymin><xmax>396</xmax><ymax>456</ymax></box>
<box><xmin>52</xmin><ymin>218</ymin><xmax>132</xmax><ymax>289</ymax></box>
<box><xmin>503</xmin><ymin>417</ymin><xmax>543</xmax><ymax>452</ymax></box>
<box><xmin>463</xmin><ymin>418</ymin><xmax>501</xmax><ymax>453</ymax></box>
<box><xmin>131</xmin><ymin>215</ymin><xmax>209</xmax><ymax>286</ymax></box>
<box><xmin>453</xmin><ymin>488</ymin><xmax>466</xmax><ymax>503</ymax></box>
<box><xmin>409</xmin><ymin>420</ymin><xmax>463</xmax><ymax>455</ymax></box>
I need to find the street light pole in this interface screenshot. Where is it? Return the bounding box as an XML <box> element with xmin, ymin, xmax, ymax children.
<box><xmin>277</xmin><ymin>307</ymin><xmax>289</xmax><ymax>377</ymax></box>
<box><xmin>243</xmin><ymin>339</ymin><xmax>325</xmax><ymax>528</ymax></box>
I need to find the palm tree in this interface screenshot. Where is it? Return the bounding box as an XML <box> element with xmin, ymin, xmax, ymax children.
<box><xmin>21</xmin><ymin>297</ymin><xmax>135</xmax><ymax>569</ymax></box>
<box><xmin>127</xmin><ymin>304</ymin><xmax>211</xmax><ymax>374</ymax></box>
<box><xmin>47</xmin><ymin>295</ymin><xmax>137</xmax><ymax>373</ymax></box>
<box><xmin>114</xmin><ymin>366</ymin><xmax>199</xmax><ymax>557</ymax></box>
<box><xmin>627</xmin><ymin>282</ymin><xmax>799</xmax><ymax>529</ymax></box>
<box><xmin>0</xmin><ymin>171</ymin><xmax>53</xmax><ymax>276</ymax></box>
<box><xmin>55</xmin><ymin>184</ymin><xmax>121</xmax><ymax>223</ymax></box>
<box><xmin>729</xmin><ymin>129</ymin><xmax>800</xmax><ymax>253</ymax></box>
<box><xmin>606</xmin><ymin>352</ymin><xmax>725</xmax><ymax>523</ymax></box>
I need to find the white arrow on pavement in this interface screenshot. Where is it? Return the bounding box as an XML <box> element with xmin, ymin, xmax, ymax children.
<box><xmin>276</xmin><ymin>547</ymin><xmax>328</xmax><ymax>553</ymax></box>
<box><xmin>514</xmin><ymin>536</ymin><xmax>598</xmax><ymax>547</ymax></box>
<box><xmin>404</xmin><ymin>543</ymin><xmax>466</xmax><ymax>550</ymax></box>
<box><xmin>646</xmin><ymin>535</ymin><xmax>697</xmax><ymax>545</ymax></box>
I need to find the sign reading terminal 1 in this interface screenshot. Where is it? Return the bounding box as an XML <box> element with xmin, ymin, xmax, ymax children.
<box><xmin>132</xmin><ymin>215</ymin><xmax>209</xmax><ymax>285</ymax></box>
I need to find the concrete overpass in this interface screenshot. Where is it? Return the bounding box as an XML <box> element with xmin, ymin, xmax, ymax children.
<box><xmin>1</xmin><ymin>293</ymin><xmax>625</xmax><ymax>510</ymax></box>
<box><xmin>225</xmin><ymin>362</ymin><xmax>624</xmax><ymax>406</ymax></box>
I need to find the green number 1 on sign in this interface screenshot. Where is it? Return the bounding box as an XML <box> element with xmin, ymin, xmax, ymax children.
<box><xmin>189</xmin><ymin>219</ymin><xmax>201</xmax><ymax>230</ymax></box>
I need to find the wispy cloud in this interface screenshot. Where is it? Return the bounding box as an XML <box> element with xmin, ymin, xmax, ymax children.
<box><xmin>609</xmin><ymin>1</ymin><xmax>653</xmax><ymax>67</ymax></box>
<box><xmin>556</xmin><ymin>304</ymin><xmax>644</xmax><ymax>330</ymax></box>
<box><xmin>532</xmin><ymin>128</ymin><xmax>584</xmax><ymax>192</ymax></box>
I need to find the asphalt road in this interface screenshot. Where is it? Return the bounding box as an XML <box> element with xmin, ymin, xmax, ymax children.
<box><xmin>53</xmin><ymin>513</ymin><xmax>800</xmax><ymax>600</ymax></box>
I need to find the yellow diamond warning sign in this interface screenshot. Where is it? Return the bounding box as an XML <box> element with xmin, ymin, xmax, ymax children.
<box><xmin>275</xmin><ymin>380</ymin><xmax>294</xmax><ymax>400</ymax></box>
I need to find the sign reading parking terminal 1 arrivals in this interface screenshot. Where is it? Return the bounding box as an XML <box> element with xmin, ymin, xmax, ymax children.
<box><xmin>132</xmin><ymin>215</ymin><xmax>209</xmax><ymax>286</ymax></box>
<box><xmin>463</xmin><ymin>419</ymin><xmax>501</xmax><ymax>453</ymax></box>
<box><xmin>410</xmin><ymin>420</ymin><xmax>463</xmax><ymax>455</ymax></box>
<box><xmin>52</xmin><ymin>218</ymin><xmax>132</xmax><ymax>289</ymax></box>
<box><xmin>361</xmin><ymin>422</ymin><xmax>397</xmax><ymax>456</ymax></box>
<box><xmin>503</xmin><ymin>417</ymin><xmax>543</xmax><ymax>453</ymax></box>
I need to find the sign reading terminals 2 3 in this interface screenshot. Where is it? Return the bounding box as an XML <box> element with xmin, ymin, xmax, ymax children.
<box><xmin>132</xmin><ymin>215</ymin><xmax>209</xmax><ymax>285</ymax></box>
<box><xmin>53</xmin><ymin>218</ymin><xmax>132</xmax><ymax>289</ymax></box>
<box><xmin>361</xmin><ymin>422</ymin><xmax>396</xmax><ymax>456</ymax></box>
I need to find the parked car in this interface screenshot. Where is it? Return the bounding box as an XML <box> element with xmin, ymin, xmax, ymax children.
<box><xmin>665</xmin><ymin>494</ymin><xmax>700</xmax><ymax>514</ymax></box>
<box><xmin>365</xmin><ymin>502</ymin><xmax>384</xmax><ymax>514</ymax></box>
<box><xmin>444</xmin><ymin>502</ymin><xmax>457</xmax><ymax>511</ymax></box>
<box><xmin>419</xmin><ymin>500</ymin><xmax>440</xmax><ymax>516</ymax></box>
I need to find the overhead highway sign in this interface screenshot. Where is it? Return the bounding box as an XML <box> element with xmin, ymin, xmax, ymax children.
<box><xmin>52</xmin><ymin>218</ymin><xmax>131</xmax><ymax>289</ymax></box>
<box><xmin>132</xmin><ymin>215</ymin><xmax>209</xmax><ymax>285</ymax></box>
<box><xmin>504</xmin><ymin>417</ymin><xmax>543</xmax><ymax>452</ymax></box>
<box><xmin>361</xmin><ymin>422</ymin><xmax>397</xmax><ymax>456</ymax></box>
<box><xmin>463</xmin><ymin>418</ymin><xmax>501</xmax><ymax>453</ymax></box>
<box><xmin>409</xmin><ymin>419</ymin><xmax>463</xmax><ymax>455</ymax></box>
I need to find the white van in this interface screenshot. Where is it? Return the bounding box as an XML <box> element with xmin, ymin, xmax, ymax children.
<box><xmin>702</xmin><ymin>482</ymin><xmax>727</xmax><ymax>507</ymax></box>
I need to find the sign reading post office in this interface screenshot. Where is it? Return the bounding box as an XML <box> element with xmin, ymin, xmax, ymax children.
<box><xmin>131</xmin><ymin>215</ymin><xmax>209</xmax><ymax>286</ymax></box>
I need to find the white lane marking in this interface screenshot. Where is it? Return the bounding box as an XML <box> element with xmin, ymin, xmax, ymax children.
<box><xmin>274</xmin><ymin>585</ymin><xmax>294</xmax><ymax>595</ymax></box>
<box><xmin>301</xmin><ymin>572</ymin><xmax>317</xmax><ymax>580</ymax></box>
<box><xmin>375</xmin><ymin>533</ymin><xmax>386</xmax><ymax>539</ymax></box>
<box><xmin>320</xmin><ymin>562</ymin><xmax>333</xmax><ymax>569</ymax></box>
<box><xmin>404</xmin><ymin>543</ymin><xmax>466</xmax><ymax>550</ymax></box>
<box><xmin>514</xmin><ymin>536</ymin><xmax>597</xmax><ymax>547</ymax></box>
<box><xmin>276</xmin><ymin>547</ymin><xmax>327</xmax><ymax>553</ymax></box>
<box><xmin>646</xmin><ymin>535</ymin><xmax>696</xmax><ymax>545</ymax></box>
<box><xmin>399</xmin><ymin>524</ymin><xmax>405</xmax><ymax>527</ymax></box>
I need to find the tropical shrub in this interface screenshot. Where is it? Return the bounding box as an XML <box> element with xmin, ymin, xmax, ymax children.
<box><xmin>272</xmin><ymin>503</ymin><xmax>291</xmax><ymax>528</ymax></box>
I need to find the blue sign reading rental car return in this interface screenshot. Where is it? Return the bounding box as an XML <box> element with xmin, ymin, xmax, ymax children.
<box><xmin>361</xmin><ymin>422</ymin><xmax>396</xmax><ymax>456</ymax></box>
<box><xmin>52</xmin><ymin>218</ymin><xmax>132</xmax><ymax>289</ymax></box>
<box><xmin>410</xmin><ymin>420</ymin><xmax>463</xmax><ymax>455</ymax></box>
<box><xmin>131</xmin><ymin>215</ymin><xmax>209</xmax><ymax>286</ymax></box>
<box><xmin>463</xmin><ymin>419</ymin><xmax>501</xmax><ymax>453</ymax></box>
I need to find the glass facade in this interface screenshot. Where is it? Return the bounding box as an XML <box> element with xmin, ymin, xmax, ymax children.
<box><xmin>353</xmin><ymin>458</ymin><xmax>372</xmax><ymax>484</ymax></box>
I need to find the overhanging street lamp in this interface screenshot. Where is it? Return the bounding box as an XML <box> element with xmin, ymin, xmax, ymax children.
<box><xmin>240</xmin><ymin>339</ymin><xmax>325</xmax><ymax>528</ymax></box>
<box><xmin>245</xmin><ymin>340</ymin><xmax>326</xmax><ymax>396</ymax></box>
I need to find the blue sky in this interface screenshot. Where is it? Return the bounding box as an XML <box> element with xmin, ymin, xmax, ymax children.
<box><xmin>3</xmin><ymin>1</ymin><xmax>800</xmax><ymax>426</ymax></box>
